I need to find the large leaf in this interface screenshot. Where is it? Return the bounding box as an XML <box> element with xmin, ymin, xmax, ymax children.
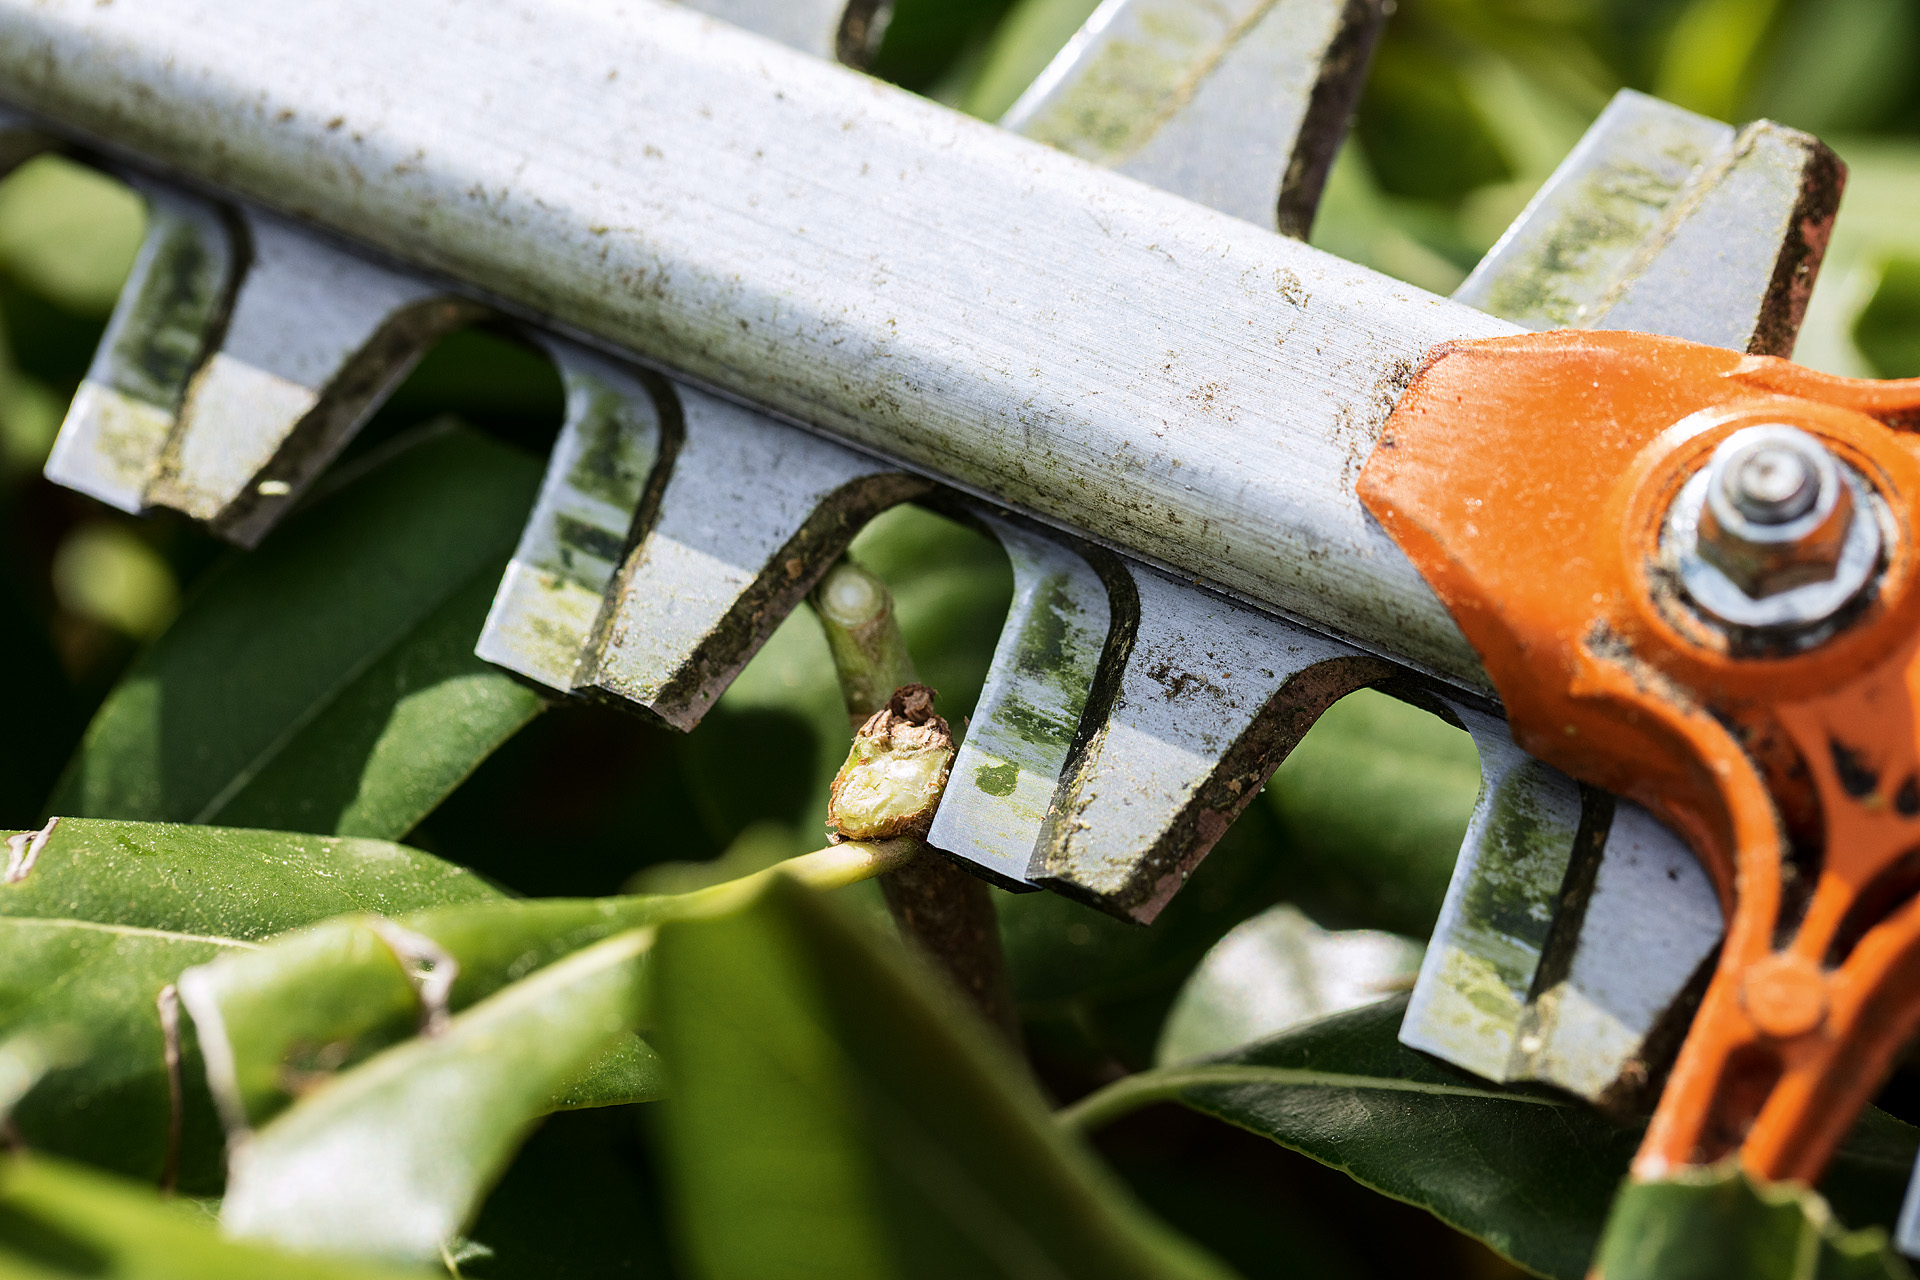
<box><xmin>51</xmin><ymin>422</ymin><xmax>546</xmax><ymax>840</ymax></box>
<box><xmin>0</xmin><ymin>819</ymin><xmax>505</xmax><ymax>1188</ymax></box>
<box><xmin>221</xmin><ymin>928</ymin><xmax>657</xmax><ymax>1264</ymax></box>
<box><xmin>650</xmin><ymin>872</ymin><xmax>1237</xmax><ymax>1280</ymax></box>
<box><xmin>1592</xmin><ymin>1165</ymin><xmax>1909</xmax><ymax>1280</ymax></box>
<box><xmin>0</xmin><ymin>1152</ymin><xmax>425</xmax><ymax>1279</ymax></box>
<box><xmin>1</xmin><ymin>817</ymin><xmax>504</xmax><ymax>935</ymax></box>
<box><xmin>1063</xmin><ymin>998</ymin><xmax>1919</xmax><ymax>1279</ymax></box>
<box><xmin>178</xmin><ymin>840</ymin><xmax>914</xmax><ymax>1132</ymax></box>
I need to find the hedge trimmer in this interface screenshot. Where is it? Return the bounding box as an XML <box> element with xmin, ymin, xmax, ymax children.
<box><xmin>5</xmin><ymin>0</ymin><xmax>1912</xmax><ymax>1263</ymax></box>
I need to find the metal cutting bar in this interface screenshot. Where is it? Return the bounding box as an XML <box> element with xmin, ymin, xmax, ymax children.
<box><xmin>0</xmin><ymin>0</ymin><xmax>1515</xmax><ymax>689</ymax></box>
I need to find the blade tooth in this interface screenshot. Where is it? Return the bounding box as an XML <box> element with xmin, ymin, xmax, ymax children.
<box><xmin>924</xmin><ymin>514</ymin><xmax>1114</xmax><ymax>891</ymax></box>
<box><xmin>1032</xmin><ymin>562</ymin><xmax>1389</xmax><ymax>924</ymax></box>
<box><xmin>1594</xmin><ymin>119</ymin><xmax>1842</xmax><ymax>356</ymax></box>
<box><xmin>43</xmin><ymin>180</ymin><xmax>236</xmax><ymax>512</ymax></box>
<box><xmin>576</xmin><ymin>383</ymin><xmax>927</xmax><ymax>731</ymax></box>
<box><xmin>1002</xmin><ymin>0</ymin><xmax>1388</xmax><ymax>234</ymax></box>
<box><xmin>1399</xmin><ymin>706</ymin><xmax>1585</xmax><ymax>1082</ymax></box>
<box><xmin>1507</xmin><ymin>801</ymin><xmax>1721</xmax><ymax>1104</ymax></box>
<box><xmin>1398</xmin><ymin>707</ymin><xmax>1724</xmax><ymax>1101</ymax></box>
<box><xmin>475</xmin><ymin>338</ymin><xmax>674</xmax><ymax>693</ymax></box>
<box><xmin>675</xmin><ymin>0</ymin><xmax>884</xmax><ymax>66</ymax></box>
<box><xmin>143</xmin><ymin>207</ymin><xmax>483</xmax><ymax>546</ymax></box>
<box><xmin>1456</xmin><ymin>90</ymin><xmax>1842</xmax><ymax>356</ymax></box>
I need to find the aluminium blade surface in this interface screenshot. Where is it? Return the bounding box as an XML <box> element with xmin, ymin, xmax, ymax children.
<box><xmin>0</xmin><ymin>0</ymin><xmax>1517</xmax><ymax>689</ymax></box>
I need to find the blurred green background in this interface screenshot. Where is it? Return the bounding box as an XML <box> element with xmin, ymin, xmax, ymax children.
<box><xmin>4</xmin><ymin>0</ymin><xmax>1919</xmax><ymax>1274</ymax></box>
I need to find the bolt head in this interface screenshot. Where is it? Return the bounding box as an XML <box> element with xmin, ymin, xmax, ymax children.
<box><xmin>1697</xmin><ymin>425</ymin><xmax>1852</xmax><ymax>599</ymax></box>
<box><xmin>1724</xmin><ymin>441</ymin><xmax>1818</xmax><ymax>523</ymax></box>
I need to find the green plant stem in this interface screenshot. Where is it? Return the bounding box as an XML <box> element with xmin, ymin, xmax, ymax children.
<box><xmin>809</xmin><ymin>557</ymin><xmax>1022</xmax><ymax>1045</ymax></box>
<box><xmin>1057</xmin><ymin>1065</ymin><xmax>1567</xmax><ymax>1134</ymax></box>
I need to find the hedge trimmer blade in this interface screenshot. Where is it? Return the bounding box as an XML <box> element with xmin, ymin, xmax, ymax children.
<box><xmin>10</xmin><ymin>0</ymin><xmax>1916</xmax><ymax>1225</ymax></box>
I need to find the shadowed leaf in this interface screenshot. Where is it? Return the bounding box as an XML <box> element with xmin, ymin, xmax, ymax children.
<box><xmin>652</xmin><ymin>873</ymin><xmax>1238</xmax><ymax>1280</ymax></box>
<box><xmin>51</xmin><ymin>423</ymin><xmax>546</xmax><ymax>841</ymax></box>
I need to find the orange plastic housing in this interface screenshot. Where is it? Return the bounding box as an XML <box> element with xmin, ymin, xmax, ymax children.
<box><xmin>1360</xmin><ymin>330</ymin><xmax>1920</xmax><ymax>1183</ymax></box>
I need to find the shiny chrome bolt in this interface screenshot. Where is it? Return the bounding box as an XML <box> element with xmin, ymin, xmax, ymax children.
<box><xmin>1698</xmin><ymin>425</ymin><xmax>1852</xmax><ymax>599</ymax></box>
<box><xmin>1667</xmin><ymin>423</ymin><xmax>1884</xmax><ymax>633</ymax></box>
<box><xmin>1724</xmin><ymin>439</ymin><xmax>1819</xmax><ymax>524</ymax></box>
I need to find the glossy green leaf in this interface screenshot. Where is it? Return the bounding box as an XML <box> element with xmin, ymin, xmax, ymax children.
<box><xmin>51</xmin><ymin>423</ymin><xmax>546</xmax><ymax>841</ymax></box>
<box><xmin>1</xmin><ymin>817</ymin><xmax>504</xmax><ymax>936</ymax></box>
<box><xmin>651</xmin><ymin>872</ymin><xmax>1238</xmax><ymax>1280</ymax></box>
<box><xmin>1154</xmin><ymin>905</ymin><xmax>1423</xmax><ymax>1066</ymax></box>
<box><xmin>0</xmin><ymin>819</ymin><xmax>505</xmax><ymax>1189</ymax></box>
<box><xmin>0</xmin><ymin>1152</ymin><xmax>426</xmax><ymax>1279</ymax></box>
<box><xmin>1062</xmin><ymin>997</ymin><xmax>1632</xmax><ymax>1279</ymax></box>
<box><xmin>221</xmin><ymin>928</ymin><xmax>657</xmax><ymax>1264</ymax></box>
<box><xmin>1592</xmin><ymin>1165</ymin><xmax>1910</xmax><ymax>1280</ymax></box>
<box><xmin>1065</xmin><ymin>998</ymin><xmax>1919</xmax><ymax>1279</ymax></box>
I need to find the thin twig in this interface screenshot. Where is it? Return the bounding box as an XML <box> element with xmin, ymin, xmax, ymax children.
<box><xmin>811</xmin><ymin>557</ymin><xmax>1022</xmax><ymax>1047</ymax></box>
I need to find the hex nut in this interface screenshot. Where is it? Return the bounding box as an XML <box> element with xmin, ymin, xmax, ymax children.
<box><xmin>1697</xmin><ymin>425</ymin><xmax>1851</xmax><ymax>599</ymax></box>
<box><xmin>1666</xmin><ymin>423</ymin><xmax>1884</xmax><ymax>634</ymax></box>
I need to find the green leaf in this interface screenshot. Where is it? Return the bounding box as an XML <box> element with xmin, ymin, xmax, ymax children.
<box><xmin>1062</xmin><ymin>997</ymin><xmax>1642</xmax><ymax>1280</ymax></box>
<box><xmin>1063</xmin><ymin>998</ymin><xmax>1920</xmax><ymax>1279</ymax></box>
<box><xmin>1153</xmin><ymin>904</ymin><xmax>1423</xmax><ymax>1066</ymax></box>
<box><xmin>3</xmin><ymin>916</ymin><xmax>242</xmax><ymax>1190</ymax></box>
<box><xmin>51</xmin><ymin>422</ymin><xmax>546</xmax><ymax>841</ymax></box>
<box><xmin>1591</xmin><ymin>1165</ymin><xmax>1911</xmax><ymax>1280</ymax></box>
<box><xmin>1</xmin><ymin>817</ymin><xmax>505</xmax><ymax>936</ymax></box>
<box><xmin>0</xmin><ymin>819</ymin><xmax>505</xmax><ymax>1189</ymax></box>
<box><xmin>0</xmin><ymin>1152</ymin><xmax>426</xmax><ymax>1279</ymax></box>
<box><xmin>220</xmin><ymin>928</ymin><xmax>657</xmax><ymax>1264</ymax></box>
<box><xmin>178</xmin><ymin>841</ymin><xmax>912</xmax><ymax>1132</ymax></box>
<box><xmin>650</xmin><ymin>872</ymin><xmax>1238</xmax><ymax>1280</ymax></box>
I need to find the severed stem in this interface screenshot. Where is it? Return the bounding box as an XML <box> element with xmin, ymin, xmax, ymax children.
<box><xmin>810</xmin><ymin>558</ymin><xmax>1023</xmax><ymax>1046</ymax></box>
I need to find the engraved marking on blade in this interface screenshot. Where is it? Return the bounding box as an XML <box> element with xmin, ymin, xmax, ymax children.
<box><xmin>1034</xmin><ymin>563</ymin><xmax>1387</xmax><ymax>924</ymax></box>
<box><xmin>1398</xmin><ymin>706</ymin><xmax>1582</xmax><ymax>1082</ymax></box>
<box><xmin>1004</xmin><ymin>0</ymin><xmax>1384</xmax><ymax>232</ymax></box>
<box><xmin>477</xmin><ymin>339</ymin><xmax>671</xmax><ymax>692</ymax></box>
<box><xmin>146</xmin><ymin>207</ymin><xmax>480</xmax><ymax>545</ymax></box>
<box><xmin>579</xmin><ymin>383</ymin><xmax>926</xmax><ymax>731</ymax></box>
<box><xmin>44</xmin><ymin>183</ymin><xmax>234</xmax><ymax>512</ymax></box>
<box><xmin>925</xmin><ymin>515</ymin><xmax>1110</xmax><ymax>890</ymax></box>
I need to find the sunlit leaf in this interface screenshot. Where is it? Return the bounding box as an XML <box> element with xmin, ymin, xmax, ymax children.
<box><xmin>0</xmin><ymin>1152</ymin><xmax>425</xmax><ymax>1279</ymax></box>
<box><xmin>1592</xmin><ymin>1164</ymin><xmax>1910</xmax><ymax>1280</ymax></box>
<box><xmin>220</xmin><ymin>929</ymin><xmax>657</xmax><ymax>1264</ymax></box>
<box><xmin>0</xmin><ymin>819</ymin><xmax>504</xmax><ymax>1189</ymax></box>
